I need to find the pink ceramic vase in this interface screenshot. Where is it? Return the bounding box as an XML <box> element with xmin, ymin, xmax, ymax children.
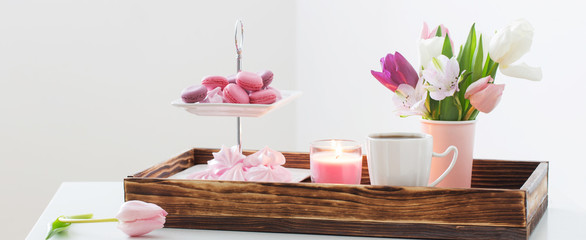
<box><xmin>421</xmin><ymin>120</ymin><xmax>476</xmax><ymax>188</ymax></box>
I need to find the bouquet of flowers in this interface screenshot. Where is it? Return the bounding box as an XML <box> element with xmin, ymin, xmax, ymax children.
<box><xmin>371</xmin><ymin>19</ymin><xmax>541</xmax><ymax>120</ymax></box>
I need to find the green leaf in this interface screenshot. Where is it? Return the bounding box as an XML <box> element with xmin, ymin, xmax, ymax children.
<box><xmin>482</xmin><ymin>53</ymin><xmax>493</xmax><ymax>77</ymax></box>
<box><xmin>442</xmin><ymin>34</ymin><xmax>453</xmax><ymax>58</ymax></box>
<box><xmin>438</xmin><ymin>96</ymin><xmax>462</xmax><ymax>121</ymax></box>
<box><xmin>456</xmin><ymin>35</ymin><xmax>483</xmax><ymax>115</ymax></box>
<box><xmin>435</xmin><ymin>25</ymin><xmax>443</xmax><ymax>37</ymax></box>
<box><xmin>471</xmin><ymin>35</ymin><xmax>484</xmax><ymax>81</ymax></box>
<box><xmin>457</xmin><ymin>24</ymin><xmax>477</xmax><ymax>74</ymax></box>
<box><xmin>46</xmin><ymin>216</ymin><xmax>70</xmax><ymax>240</ymax></box>
<box><xmin>46</xmin><ymin>214</ymin><xmax>93</xmax><ymax>240</ymax></box>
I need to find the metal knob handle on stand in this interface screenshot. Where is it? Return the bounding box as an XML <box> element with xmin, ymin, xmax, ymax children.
<box><xmin>235</xmin><ymin>20</ymin><xmax>244</xmax><ymax>153</ymax></box>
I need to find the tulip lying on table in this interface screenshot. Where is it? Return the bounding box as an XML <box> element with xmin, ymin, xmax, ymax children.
<box><xmin>46</xmin><ymin>200</ymin><xmax>167</xmax><ymax>239</ymax></box>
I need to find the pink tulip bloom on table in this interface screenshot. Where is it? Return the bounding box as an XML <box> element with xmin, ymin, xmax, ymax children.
<box><xmin>45</xmin><ymin>200</ymin><xmax>167</xmax><ymax>239</ymax></box>
<box><xmin>116</xmin><ymin>200</ymin><xmax>168</xmax><ymax>237</ymax></box>
<box><xmin>465</xmin><ymin>76</ymin><xmax>505</xmax><ymax>113</ymax></box>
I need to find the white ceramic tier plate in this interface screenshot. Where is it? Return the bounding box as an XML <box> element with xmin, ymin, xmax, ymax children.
<box><xmin>171</xmin><ymin>90</ymin><xmax>301</xmax><ymax>117</ymax></box>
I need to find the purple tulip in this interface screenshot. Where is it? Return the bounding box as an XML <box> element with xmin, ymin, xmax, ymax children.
<box><xmin>371</xmin><ymin>52</ymin><xmax>419</xmax><ymax>92</ymax></box>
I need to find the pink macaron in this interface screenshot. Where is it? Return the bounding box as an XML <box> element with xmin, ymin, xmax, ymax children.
<box><xmin>266</xmin><ymin>86</ymin><xmax>282</xmax><ymax>101</ymax></box>
<box><xmin>236</xmin><ymin>71</ymin><xmax>263</xmax><ymax>91</ymax></box>
<box><xmin>181</xmin><ymin>84</ymin><xmax>207</xmax><ymax>103</ymax></box>
<box><xmin>201</xmin><ymin>75</ymin><xmax>229</xmax><ymax>91</ymax></box>
<box><xmin>258</xmin><ymin>70</ymin><xmax>273</xmax><ymax>88</ymax></box>
<box><xmin>223</xmin><ymin>83</ymin><xmax>250</xmax><ymax>104</ymax></box>
<box><xmin>249</xmin><ymin>89</ymin><xmax>277</xmax><ymax>104</ymax></box>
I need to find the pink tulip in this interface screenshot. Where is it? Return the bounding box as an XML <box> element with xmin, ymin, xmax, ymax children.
<box><xmin>421</xmin><ymin>22</ymin><xmax>450</xmax><ymax>40</ymax></box>
<box><xmin>465</xmin><ymin>76</ymin><xmax>505</xmax><ymax>113</ymax></box>
<box><xmin>116</xmin><ymin>200</ymin><xmax>168</xmax><ymax>237</ymax></box>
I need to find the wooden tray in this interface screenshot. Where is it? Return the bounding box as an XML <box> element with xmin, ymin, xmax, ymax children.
<box><xmin>124</xmin><ymin>148</ymin><xmax>548</xmax><ymax>240</ymax></box>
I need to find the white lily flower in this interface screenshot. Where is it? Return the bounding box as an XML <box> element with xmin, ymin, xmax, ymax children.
<box><xmin>422</xmin><ymin>55</ymin><xmax>460</xmax><ymax>101</ymax></box>
<box><xmin>489</xmin><ymin>19</ymin><xmax>542</xmax><ymax>81</ymax></box>
<box><xmin>393</xmin><ymin>79</ymin><xmax>428</xmax><ymax>117</ymax></box>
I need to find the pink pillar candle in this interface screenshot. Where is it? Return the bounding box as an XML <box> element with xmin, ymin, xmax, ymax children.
<box><xmin>310</xmin><ymin>152</ymin><xmax>362</xmax><ymax>184</ymax></box>
<box><xmin>310</xmin><ymin>139</ymin><xmax>362</xmax><ymax>184</ymax></box>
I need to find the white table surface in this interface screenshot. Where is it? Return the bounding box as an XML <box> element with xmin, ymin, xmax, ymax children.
<box><xmin>27</xmin><ymin>182</ymin><xmax>586</xmax><ymax>240</ymax></box>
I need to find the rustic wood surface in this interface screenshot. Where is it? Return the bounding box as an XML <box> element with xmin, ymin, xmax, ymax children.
<box><xmin>125</xmin><ymin>178</ymin><xmax>526</xmax><ymax>226</ymax></box>
<box><xmin>521</xmin><ymin>162</ymin><xmax>549</xmax><ymax>235</ymax></box>
<box><xmin>165</xmin><ymin>216</ymin><xmax>528</xmax><ymax>240</ymax></box>
<box><xmin>527</xmin><ymin>195</ymin><xmax>548</xmax><ymax>237</ymax></box>
<box><xmin>132</xmin><ymin>149</ymin><xmax>195</xmax><ymax>178</ymax></box>
<box><xmin>125</xmin><ymin>148</ymin><xmax>549</xmax><ymax>240</ymax></box>
<box><xmin>471</xmin><ymin>160</ymin><xmax>539</xmax><ymax>189</ymax></box>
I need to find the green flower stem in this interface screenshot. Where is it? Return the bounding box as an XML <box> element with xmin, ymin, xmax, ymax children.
<box><xmin>486</xmin><ymin>61</ymin><xmax>499</xmax><ymax>79</ymax></box>
<box><xmin>58</xmin><ymin>217</ymin><xmax>119</xmax><ymax>223</ymax></box>
<box><xmin>68</xmin><ymin>213</ymin><xmax>94</xmax><ymax>219</ymax></box>
<box><xmin>464</xmin><ymin>106</ymin><xmax>477</xmax><ymax>120</ymax></box>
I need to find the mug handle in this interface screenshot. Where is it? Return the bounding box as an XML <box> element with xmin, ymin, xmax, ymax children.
<box><xmin>428</xmin><ymin>145</ymin><xmax>458</xmax><ymax>187</ymax></box>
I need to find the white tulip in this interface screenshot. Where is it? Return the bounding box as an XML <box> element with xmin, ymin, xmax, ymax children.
<box><xmin>489</xmin><ymin>19</ymin><xmax>542</xmax><ymax>81</ymax></box>
<box><xmin>419</xmin><ymin>36</ymin><xmax>445</xmax><ymax>70</ymax></box>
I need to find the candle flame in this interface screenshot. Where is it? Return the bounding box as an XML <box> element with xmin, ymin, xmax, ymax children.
<box><xmin>334</xmin><ymin>141</ymin><xmax>342</xmax><ymax>158</ymax></box>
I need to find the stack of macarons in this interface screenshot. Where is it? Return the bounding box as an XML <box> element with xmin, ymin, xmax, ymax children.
<box><xmin>180</xmin><ymin>70</ymin><xmax>282</xmax><ymax>104</ymax></box>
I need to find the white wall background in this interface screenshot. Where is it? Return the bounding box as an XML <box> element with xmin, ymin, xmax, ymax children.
<box><xmin>1</xmin><ymin>0</ymin><xmax>584</xmax><ymax>239</ymax></box>
<box><xmin>0</xmin><ymin>0</ymin><xmax>297</xmax><ymax>238</ymax></box>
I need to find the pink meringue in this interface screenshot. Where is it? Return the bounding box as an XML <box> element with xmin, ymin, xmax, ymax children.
<box><xmin>244</xmin><ymin>146</ymin><xmax>286</xmax><ymax>167</ymax></box>
<box><xmin>207</xmin><ymin>145</ymin><xmax>246</xmax><ymax>176</ymax></box>
<box><xmin>218</xmin><ymin>163</ymin><xmax>247</xmax><ymax>181</ymax></box>
<box><xmin>188</xmin><ymin>145</ymin><xmax>292</xmax><ymax>183</ymax></box>
<box><xmin>202</xmin><ymin>87</ymin><xmax>224</xmax><ymax>103</ymax></box>
<box><xmin>245</xmin><ymin>165</ymin><xmax>292</xmax><ymax>183</ymax></box>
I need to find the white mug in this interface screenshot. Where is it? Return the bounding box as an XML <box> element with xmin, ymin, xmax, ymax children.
<box><xmin>366</xmin><ymin>132</ymin><xmax>458</xmax><ymax>187</ymax></box>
